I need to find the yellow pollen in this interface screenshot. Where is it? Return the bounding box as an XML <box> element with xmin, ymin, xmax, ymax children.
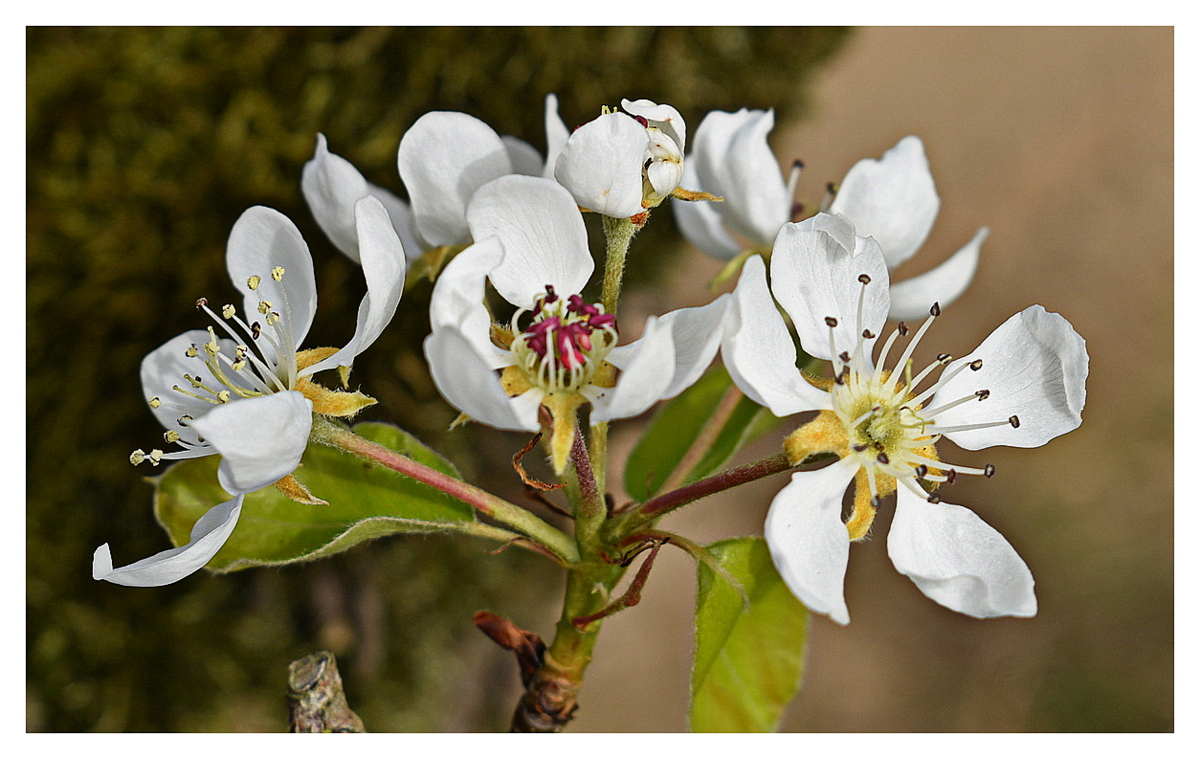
<box><xmin>247</xmin><ymin>275</ymin><xmax>261</xmax><ymax>290</ymax></box>
<box><xmin>217</xmin><ymin>390</ymin><xmax>231</xmax><ymax>403</ymax></box>
<box><xmin>148</xmin><ymin>396</ymin><xmax>161</xmax><ymax>409</ymax></box>
<box><xmin>148</xmin><ymin>449</ymin><xmax>164</xmax><ymax>466</ymax></box>
<box><xmin>185</xmin><ymin>346</ymin><xmax>198</xmax><ymax>358</ymax></box>
<box><xmin>164</xmin><ymin>430</ymin><xmax>181</xmax><ymax>444</ymax></box>
<box><xmin>271</xmin><ymin>266</ymin><xmax>285</xmax><ymax>281</ymax></box>
<box><xmin>257</xmin><ymin>301</ymin><xmax>272</xmax><ymax>315</ymax></box>
<box><xmin>130</xmin><ymin>449</ymin><xmax>146</xmax><ymax>465</ymax></box>
<box><xmin>222</xmin><ymin>304</ymin><xmax>236</xmax><ymax>319</ymax></box>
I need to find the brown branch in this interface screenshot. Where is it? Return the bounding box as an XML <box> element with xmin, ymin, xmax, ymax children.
<box><xmin>287</xmin><ymin>651</ymin><xmax>365</xmax><ymax>733</ymax></box>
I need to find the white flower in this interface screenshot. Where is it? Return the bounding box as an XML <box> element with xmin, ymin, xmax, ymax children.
<box><xmin>397</xmin><ymin>95</ymin><xmax>569</xmax><ymax>248</ymax></box>
<box><xmin>301</xmin><ymin>133</ymin><xmax>425</xmax><ymax>264</ymax></box>
<box><xmin>722</xmin><ymin>211</ymin><xmax>1088</xmax><ymax>623</ymax></box>
<box><xmin>675</xmin><ymin>110</ymin><xmax>985</xmax><ymax>321</ymax></box>
<box><xmin>424</xmin><ymin>174</ymin><xmax>727</xmax><ymax>472</ymax></box>
<box><xmin>553</xmin><ymin>98</ymin><xmax>686</xmax><ymax>218</ymax></box>
<box><xmin>93</xmin><ymin>198</ymin><xmax>407</xmax><ymax>586</ymax></box>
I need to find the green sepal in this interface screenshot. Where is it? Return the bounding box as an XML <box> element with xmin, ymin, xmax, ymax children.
<box><xmin>624</xmin><ymin>366</ymin><xmax>782</xmax><ymax>502</ymax></box>
<box><xmin>690</xmin><ymin>537</ymin><xmax>809</xmax><ymax>732</ymax></box>
<box><xmin>152</xmin><ymin>421</ymin><xmax>475</xmax><ymax>572</ymax></box>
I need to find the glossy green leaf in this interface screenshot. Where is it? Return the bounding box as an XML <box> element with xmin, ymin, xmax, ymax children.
<box><xmin>153</xmin><ymin>421</ymin><xmax>477</xmax><ymax>572</ymax></box>
<box><xmin>690</xmin><ymin>537</ymin><xmax>809</xmax><ymax>732</ymax></box>
<box><xmin>624</xmin><ymin>366</ymin><xmax>782</xmax><ymax>501</ymax></box>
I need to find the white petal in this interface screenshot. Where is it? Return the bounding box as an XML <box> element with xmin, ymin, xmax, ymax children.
<box><xmin>93</xmin><ymin>495</ymin><xmax>244</xmax><ymax>587</ymax></box>
<box><xmin>502</xmin><ymin>135</ymin><xmax>544</xmax><ymax>176</ymax></box>
<box><xmin>424</xmin><ymin>326</ymin><xmax>538</xmax><ymax>432</ymax></box>
<box><xmin>692</xmin><ymin>109</ymin><xmax>789</xmax><ymax>246</ymax></box>
<box><xmin>428</xmin><ymin>237</ymin><xmax>506</xmax><ymax>351</ymax></box>
<box><xmin>764</xmin><ymin>459</ymin><xmax>858</xmax><ymax>625</ymax></box>
<box><xmin>651</xmin><ymin>294</ymin><xmax>730</xmax><ymax>400</ymax></box>
<box><xmin>553</xmin><ymin>111</ymin><xmax>649</xmax><ymax>219</ymax></box>
<box><xmin>590</xmin><ymin>315</ymin><xmax>676</xmax><ymax>422</ymax></box>
<box><xmin>887</xmin><ymin>228</ymin><xmax>986</xmax><ymax>322</ymax></box>
<box><xmin>397</xmin><ymin>111</ymin><xmax>512</xmax><ymax>247</ymax></box>
<box><xmin>830</xmin><ymin>136</ymin><xmax>940</xmax><ymax>269</ymax></box>
<box><xmin>721</xmin><ymin>255</ymin><xmax>830</xmax><ymax>415</ymax></box>
<box><xmin>672</xmin><ymin>160</ymin><xmax>743</xmax><ymax>260</ymax></box>
<box><xmin>191</xmin><ymin>391</ymin><xmax>314</xmax><ymax>494</ymax></box>
<box><xmin>931</xmin><ymin>305</ymin><xmax>1089</xmax><ymax>450</ymax></box>
<box><xmin>366</xmin><ymin>183</ymin><xmax>426</xmax><ymax>263</ymax></box>
<box><xmin>769</xmin><ymin>216</ymin><xmax>890</xmax><ymax>361</ymax></box>
<box><xmin>542</xmin><ymin>93</ymin><xmax>571</xmax><ymax>180</ymax></box>
<box><xmin>300</xmin><ymin>196</ymin><xmax>407</xmax><ymax>376</ymax></box>
<box><xmin>466</xmin><ymin>175</ymin><xmax>593</xmax><ymax>306</ymax></box>
<box><xmin>300</xmin><ymin>133</ymin><xmax>370</xmax><ymax>262</ymax></box>
<box><xmin>889</xmin><ymin>487</ymin><xmax>1036</xmax><ymax>618</ymax></box>
<box><xmin>621</xmin><ymin>98</ymin><xmax>686</xmax><ymax>152</ymax></box>
<box><xmin>226</xmin><ymin>206</ymin><xmax>318</xmax><ymax>347</ymax></box>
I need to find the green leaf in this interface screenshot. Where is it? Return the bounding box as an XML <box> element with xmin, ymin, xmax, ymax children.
<box><xmin>624</xmin><ymin>366</ymin><xmax>782</xmax><ymax>501</ymax></box>
<box><xmin>153</xmin><ymin>421</ymin><xmax>477</xmax><ymax>572</ymax></box>
<box><xmin>690</xmin><ymin>537</ymin><xmax>809</xmax><ymax>732</ymax></box>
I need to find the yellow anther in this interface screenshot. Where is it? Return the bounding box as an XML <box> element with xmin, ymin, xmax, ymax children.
<box><xmin>231</xmin><ymin>359</ymin><xmax>247</xmax><ymax>371</ymax></box>
<box><xmin>148</xmin><ymin>449</ymin><xmax>164</xmax><ymax>466</ymax></box>
<box><xmin>148</xmin><ymin>396</ymin><xmax>162</xmax><ymax>409</ymax></box>
<box><xmin>185</xmin><ymin>346</ymin><xmax>198</xmax><ymax>358</ymax></box>
<box><xmin>222</xmin><ymin>304</ymin><xmax>236</xmax><ymax>319</ymax></box>
<box><xmin>217</xmin><ymin>390</ymin><xmax>231</xmax><ymax>403</ymax></box>
<box><xmin>266</xmin><ymin>312</ymin><xmax>280</xmax><ymax>326</ymax></box>
<box><xmin>271</xmin><ymin>266</ymin><xmax>285</xmax><ymax>282</ymax></box>
<box><xmin>257</xmin><ymin>300</ymin><xmax>272</xmax><ymax>315</ymax></box>
<box><xmin>129</xmin><ymin>449</ymin><xmax>146</xmax><ymax>466</ymax></box>
<box><xmin>164</xmin><ymin>430</ymin><xmax>181</xmax><ymax>444</ymax></box>
<box><xmin>247</xmin><ymin>275</ymin><xmax>262</xmax><ymax>290</ymax></box>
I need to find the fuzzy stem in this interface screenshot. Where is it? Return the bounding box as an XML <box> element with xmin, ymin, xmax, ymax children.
<box><xmin>311</xmin><ymin>419</ymin><xmax>578</xmax><ymax>565</ymax></box>
<box><xmin>626</xmin><ymin>452</ymin><xmax>794</xmax><ymax>529</ymax></box>
<box><xmin>600</xmin><ymin>215</ymin><xmax>637</xmax><ymax>315</ymax></box>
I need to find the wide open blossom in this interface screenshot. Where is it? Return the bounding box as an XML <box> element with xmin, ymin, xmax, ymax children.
<box><xmin>722</xmin><ymin>211</ymin><xmax>1088</xmax><ymax>623</ymax></box>
<box><xmin>397</xmin><ymin>95</ymin><xmax>570</xmax><ymax>249</ymax></box>
<box><xmin>424</xmin><ymin>174</ymin><xmax>728</xmax><ymax>472</ymax></box>
<box><xmin>93</xmin><ymin>199</ymin><xmax>407</xmax><ymax>586</ymax></box>
<box><xmin>553</xmin><ymin>98</ymin><xmax>687</xmax><ymax>219</ymax></box>
<box><xmin>675</xmin><ymin>109</ymin><xmax>985</xmax><ymax>321</ymax></box>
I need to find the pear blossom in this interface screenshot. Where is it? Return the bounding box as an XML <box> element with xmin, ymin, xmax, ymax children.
<box><xmin>424</xmin><ymin>174</ymin><xmax>728</xmax><ymax>472</ymax></box>
<box><xmin>93</xmin><ymin>198</ymin><xmax>407</xmax><ymax>586</ymax></box>
<box><xmin>398</xmin><ymin>95</ymin><xmax>569</xmax><ymax>248</ymax></box>
<box><xmin>554</xmin><ymin>98</ymin><xmax>687</xmax><ymax>219</ymax></box>
<box><xmin>722</xmin><ymin>211</ymin><xmax>1088</xmax><ymax>623</ymax></box>
<box><xmin>675</xmin><ymin>110</ymin><xmax>985</xmax><ymax>321</ymax></box>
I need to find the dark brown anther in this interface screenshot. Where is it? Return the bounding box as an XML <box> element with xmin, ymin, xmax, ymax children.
<box><xmin>937</xmin><ymin>353</ymin><xmax>951</xmax><ymax>363</ymax></box>
<box><xmin>631</xmin><ymin>114</ymin><xmax>649</xmax><ymax>128</ymax></box>
<box><xmin>792</xmin><ymin>158</ymin><xmax>805</xmax><ymax>171</ymax></box>
<box><xmin>976</xmin><ymin>389</ymin><xmax>991</xmax><ymax>400</ymax></box>
<box><xmin>251</xmin><ymin>321</ymin><xmax>262</xmax><ymax>339</ymax></box>
<box><xmin>839</xmin><ymin>351</ymin><xmax>851</xmax><ymax>363</ymax></box>
<box><xmin>969</xmin><ymin>359</ymin><xmax>983</xmax><ymax>370</ymax></box>
<box><xmin>863</xmin><ymin>329</ymin><xmax>876</xmax><ymax>339</ymax></box>
<box><xmin>858</xmin><ymin>273</ymin><xmax>872</xmax><ymax>285</ymax></box>
<box><xmin>930</xmin><ymin>303</ymin><xmax>942</xmax><ymax>317</ymax></box>
<box><xmin>898</xmin><ymin>322</ymin><xmax>910</xmax><ymax>335</ymax></box>
<box><xmin>825</xmin><ymin>316</ymin><xmax>839</xmax><ymax>327</ymax></box>
<box><xmin>984</xmin><ymin>463</ymin><xmax>996</xmax><ymax>478</ymax></box>
<box><xmin>877</xmin><ymin>452</ymin><xmax>890</xmax><ymax>465</ymax></box>
<box><xmin>791</xmin><ymin>201</ymin><xmax>805</xmax><ymax>221</ymax></box>
<box><xmin>946</xmin><ymin>469</ymin><xmax>958</xmax><ymax>484</ymax></box>
<box><xmin>915</xmin><ymin>464</ymin><xmax>929</xmax><ymax>478</ymax></box>
<box><xmin>1009</xmin><ymin>415</ymin><xmax>1021</xmax><ymax>428</ymax></box>
<box><xmin>927</xmin><ymin>494</ymin><xmax>942</xmax><ymax>504</ymax></box>
<box><xmin>195</xmin><ymin>297</ymin><xmax>208</xmax><ymax>309</ymax></box>
<box><xmin>826</xmin><ymin>181</ymin><xmax>838</xmax><ymax>194</ymax></box>
<box><xmin>852</xmin><ymin>443</ymin><xmax>870</xmax><ymax>452</ymax></box>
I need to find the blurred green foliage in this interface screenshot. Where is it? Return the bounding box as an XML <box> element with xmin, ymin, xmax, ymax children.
<box><xmin>27</xmin><ymin>27</ymin><xmax>850</xmax><ymax>731</ymax></box>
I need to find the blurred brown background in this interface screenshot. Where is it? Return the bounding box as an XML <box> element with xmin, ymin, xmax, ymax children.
<box><xmin>27</xmin><ymin>27</ymin><xmax>1171</xmax><ymax>731</ymax></box>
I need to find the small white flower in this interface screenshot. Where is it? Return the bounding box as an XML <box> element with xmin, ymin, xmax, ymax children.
<box><xmin>94</xmin><ymin>198</ymin><xmax>407</xmax><ymax>587</ymax></box>
<box><xmin>675</xmin><ymin>110</ymin><xmax>985</xmax><ymax>321</ymax></box>
<box><xmin>553</xmin><ymin>98</ymin><xmax>686</xmax><ymax>218</ymax></box>
<box><xmin>424</xmin><ymin>174</ymin><xmax>727</xmax><ymax>472</ymax></box>
<box><xmin>398</xmin><ymin>95</ymin><xmax>569</xmax><ymax>248</ymax></box>
<box><xmin>722</xmin><ymin>212</ymin><xmax>1088</xmax><ymax>623</ymax></box>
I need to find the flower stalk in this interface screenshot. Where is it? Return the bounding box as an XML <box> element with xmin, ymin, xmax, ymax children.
<box><xmin>600</xmin><ymin>215</ymin><xmax>637</xmax><ymax>315</ymax></box>
<box><xmin>311</xmin><ymin>418</ymin><xmax>579</xmax><ymax>565</ymax></box>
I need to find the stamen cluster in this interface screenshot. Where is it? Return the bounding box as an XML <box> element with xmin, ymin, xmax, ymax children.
<box><xmin>509</xmin><ymin>285</ymin><xmax>617</xmax><ymax>394</ymax></box>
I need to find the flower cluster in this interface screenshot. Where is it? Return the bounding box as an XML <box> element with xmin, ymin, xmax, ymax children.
<box><xmin>94</xmin><ymin>94</ymin><xmax>1089</xmax><ymax>635</ymax></box>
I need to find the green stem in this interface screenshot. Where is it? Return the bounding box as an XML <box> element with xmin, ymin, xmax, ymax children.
<box><xmin>600</xmin><ymin>215</ymin><xmax>637</xmax><ymax>315</ymax></box>
<box><xmin>311</xmin><ymin>418</ymin><xmax>579</xmax><ymax>565</ymax></box>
